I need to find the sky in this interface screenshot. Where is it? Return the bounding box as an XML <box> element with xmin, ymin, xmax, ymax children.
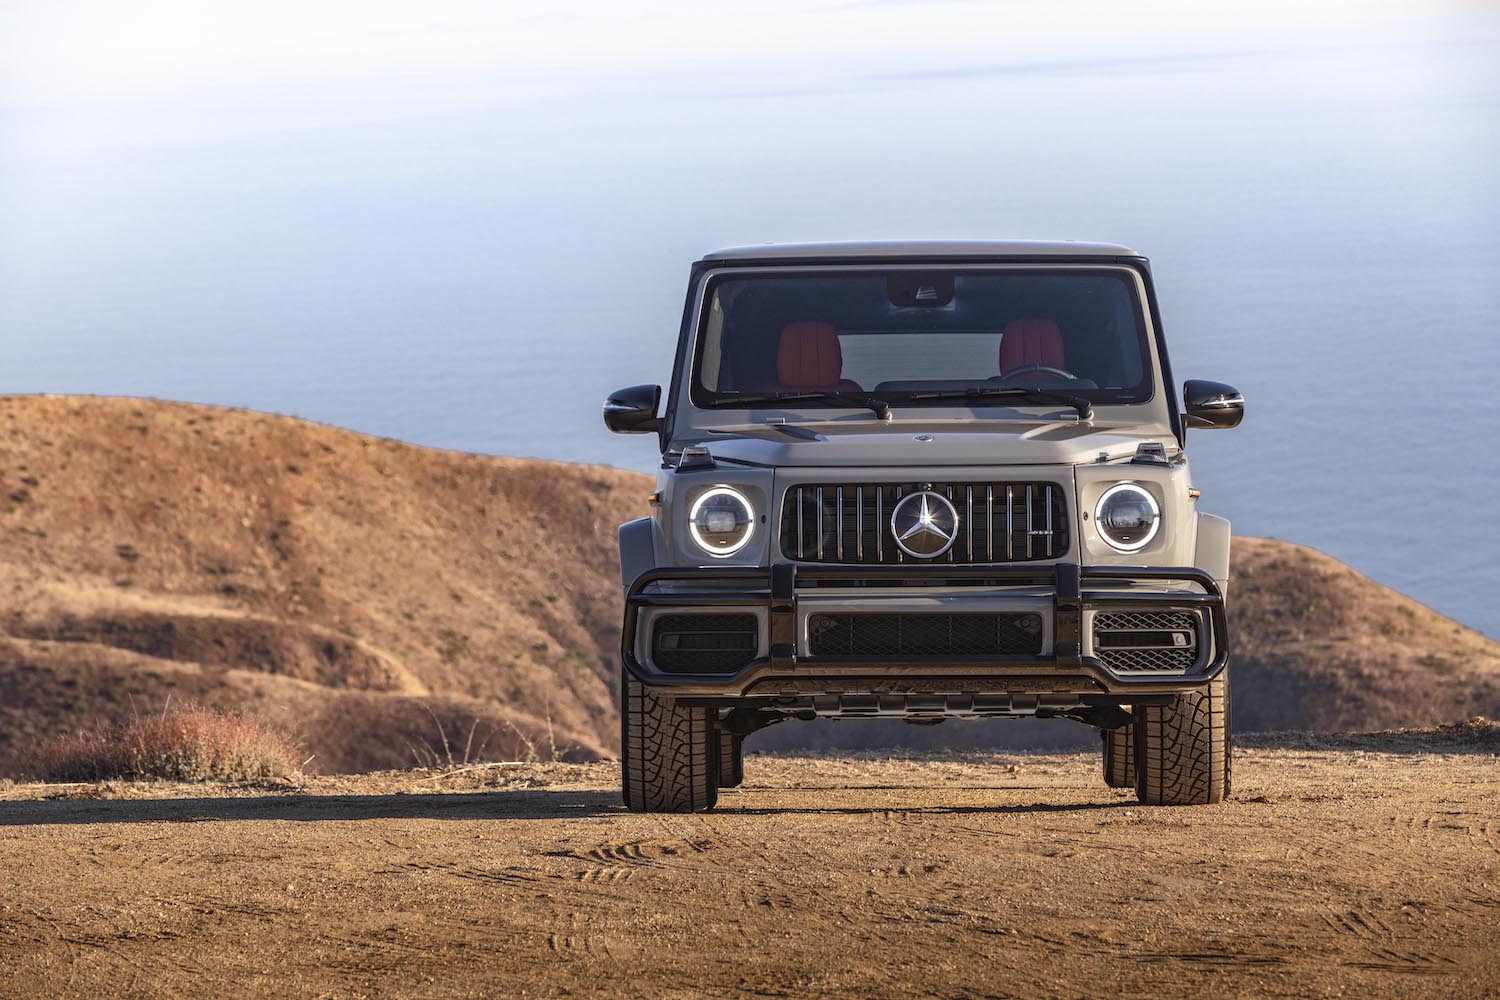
<box><xmin>1</xmin><ymin>1</ymin><xmax>1473</xmax><ymax>106</ymax></box>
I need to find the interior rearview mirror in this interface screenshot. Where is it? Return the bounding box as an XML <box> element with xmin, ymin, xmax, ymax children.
<box><xmin>603</xmin><ymin>384</ymin><xmax>662</xmax><ymax>434</ymax></box>
<box><xmin>1183</xmin><ymin>380</ymin><xmax>1244</xmax><ymax>429</ymax></box>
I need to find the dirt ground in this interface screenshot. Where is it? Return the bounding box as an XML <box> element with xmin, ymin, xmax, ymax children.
<box><xmin>2</xmin><ymin>735</ymin><xmax>1497</xmax><ymax>998</ymax></box>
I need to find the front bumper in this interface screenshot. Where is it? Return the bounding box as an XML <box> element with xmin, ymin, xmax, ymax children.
<box><xmin>623</xmin><ymin>564</ymin><xmax>1228</xmax><ymax>700</ymax></box>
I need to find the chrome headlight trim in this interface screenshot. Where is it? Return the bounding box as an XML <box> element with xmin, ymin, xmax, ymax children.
<box><xmin>1094</xmin><ymin>482</ymin><xmax>1161</xmax><ymax>552</ymax></box>
<box><xmin>687</xmin><ymin>485</ymin><xmax>756</xmax><ymax>558</ymax></box>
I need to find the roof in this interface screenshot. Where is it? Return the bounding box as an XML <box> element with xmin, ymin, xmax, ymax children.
<box><xmin>700</xmin><ymin>239</ymin><xmax>1141</xmax><ymax>263</ymax></box>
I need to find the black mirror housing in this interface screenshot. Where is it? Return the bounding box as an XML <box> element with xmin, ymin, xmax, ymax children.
<box><xmin>603</xmin><ymin>384</ymin><xmax>662</xmax><ymax>434</ymax></box>
<box><xmin>1182</xmin><ymin>379</ymin><xmax>1244</xmax><ymax>429</ymax></box>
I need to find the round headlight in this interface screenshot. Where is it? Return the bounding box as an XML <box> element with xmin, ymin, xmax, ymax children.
<box><xmin>1094</xmin><ymin>483</ymin><xmax>1161</xmax><ymax>552</ymax></box>
<box><xmin>688</xmin><ymin>486</ymin><xmax>755</xmax><ymax>557</ymax></box>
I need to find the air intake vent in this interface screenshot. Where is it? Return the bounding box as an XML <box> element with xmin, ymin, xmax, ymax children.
<box><xmin>1093</xmin><ymin>611</ymin><xmax>1198</xmax><ymax>674</ymax></box>
<box><xmin>651</xmin><ymin>614</ymin><xmax>758</xmax><ymax>674</ymax></box>
<box><xmin>808</xmin><ymin>613</ymin><xmax>1044</xmax><ymax>657</ymax></box>
<box><xmin>781</xmin><ymin>482</ymin><xmax>1068</xmax><ymax>564</ymax></box>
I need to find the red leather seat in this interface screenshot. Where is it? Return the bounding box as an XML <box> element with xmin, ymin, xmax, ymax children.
<box><xmin>774</xmin><ymin>321</ymin><xmax>862</xmax><ymax>392</ymax></box>
<box><xmin>999</xmin><ymin>319</ymin><xmax>1065</xmax><ymax>374</ymax></box>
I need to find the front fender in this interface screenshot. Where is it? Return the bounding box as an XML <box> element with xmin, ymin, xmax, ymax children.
<box><xmin>618</xmin><ymin>517</ymin><xmax>656</xmax><ymax>589</ymax></box>
<box><xmin>1194</xmin><ymin>512</ymin><xmax>1232</xmax><ymax>596</ymax></box>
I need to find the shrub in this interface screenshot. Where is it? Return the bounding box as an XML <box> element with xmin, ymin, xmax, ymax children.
<box><xmin>33</xmin><ymin>706</ymin><xmax>302</xmax><ymax>782</ymax></box>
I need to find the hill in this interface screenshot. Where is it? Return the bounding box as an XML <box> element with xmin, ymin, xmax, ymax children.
<box><xmin>0</xmin><ymin>395</ymin><xmax>644</xmax><ymax>773</ymax></box>
<box><xmin>1</xmin><ymin>396</ymin><xmax>1496</xmax><ymax>773</ymax></box>
<box><xmin>1230</xmin><ymin>536</ymin><xmax>1500</xmax><ymax>729</ymax></box>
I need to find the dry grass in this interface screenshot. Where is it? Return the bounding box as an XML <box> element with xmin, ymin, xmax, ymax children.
<box><xmin>405</xmin><ymin>701</ymin><xmax>573</xmax><ymax>770</ymax></box>
<box><xmin>30</xmin><ymin>705</ymin><xmax>303</xmax><ymax>782</ymax></box>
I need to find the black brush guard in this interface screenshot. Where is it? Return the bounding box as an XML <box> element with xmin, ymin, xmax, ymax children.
<box><xmin>623</xmin><ymin>564</ymin><xmax>1228</xmax><ymax>698</ymax></box>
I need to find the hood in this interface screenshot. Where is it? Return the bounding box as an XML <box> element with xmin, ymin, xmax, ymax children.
<box><xmin>680</xmin><ymin>419</ymin><xmax>1177</xmax><ymax>468</ymax></box>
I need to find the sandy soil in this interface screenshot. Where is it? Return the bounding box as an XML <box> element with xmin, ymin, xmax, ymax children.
<box><xmin>2</xmin><ymin>737</ymin><xmax>1497</xmax><ymax>998</ymax></box>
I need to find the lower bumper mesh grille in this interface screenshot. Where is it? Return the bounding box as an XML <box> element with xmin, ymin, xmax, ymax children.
<box><xmin>808</xmin><ymin>613</ymin><xmax>1044</xmax><ymax>657</ymax></box>
<box><xmin>1093</xmin><ymin>611</ymin><xmax>1198</xmax><ymax>673</ymax></box>
<box><xmin>652</xmin><ymin>614</ymin><xmax>758</xmax><ymax>674</ymax></box>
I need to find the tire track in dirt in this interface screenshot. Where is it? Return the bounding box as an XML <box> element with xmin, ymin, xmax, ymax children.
<box><xmin>571</xmin><ymin>865</ymin><xmax>635</xmax><ymax>884</ymax></box>
<box><xmin>377</xmin><ymin>856</ymin><xmax>546</xmax><ymax>887</ymax></box>
<box><xmin>1320</xmin><ymin>901</ymin><xmax>1469</xmax><ymax>978</ymax></box>
<box><xmin>636</xmin><ymin>809</ymin><xmax>913</xmax><ymax>953</ymax></box>
<box><xmin>1346</xmin><ymin>949</ymin><xmax>1460</xmax><ymax>977</ymax></box>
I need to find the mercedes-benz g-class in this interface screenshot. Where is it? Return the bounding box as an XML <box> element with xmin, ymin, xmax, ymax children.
<box><xmin>603</xmin><ymin>241</ymin><xmax>1244</xmax><ymax>812</ymax></box>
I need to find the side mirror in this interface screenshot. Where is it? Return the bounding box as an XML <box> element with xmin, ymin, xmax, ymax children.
<box><xmin>1182</xmin><ymin>380</ymin><xmax>1244</xmax><ymax>429</ymax></box>
<box><xmin>603</xmin><ymin>384</ymin><xmax>662</xmax><ymax>434</ymax></box>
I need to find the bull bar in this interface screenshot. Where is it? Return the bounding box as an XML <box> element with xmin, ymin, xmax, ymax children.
<box><xmin>622</xmin><ymin>564</ymin><xmax>1228</xmax><ymax>699</ymax></box>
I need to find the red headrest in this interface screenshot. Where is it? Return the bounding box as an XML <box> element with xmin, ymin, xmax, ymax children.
<box><xmin>777</xmin><ymin>321</ymin><xmax>844</xmax><ymax>387</ymax></box>
<box><xmin>999</xmin><ymin>319</ymin><xmax>1064</xmax><ymax>373</ymax></box>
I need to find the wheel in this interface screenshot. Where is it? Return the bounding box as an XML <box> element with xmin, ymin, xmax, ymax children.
<box><xmin>621</xmin><ymin>672</ymin><xmax>718</xmax><ymax>813</ymax></box>
<box><xmin>1134</xmin><ymin>668</ymin><xmax>1232</xmax><ymax>806</ymax></box>
<box><xmin>717</xmin><ymin>731</ymin><xmax>744</xmax><ymax>789</ymax></box>
<box><xmin>1102</xmin><ymin>724</ymin><xmax>1135</xmax><ymax>788</ymax></box>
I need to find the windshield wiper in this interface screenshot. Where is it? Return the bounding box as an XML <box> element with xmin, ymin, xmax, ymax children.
<box><xmin>900</xmin><ymin>386</ymin><xmax>1092</xmax><ymax>420</ymax></box>
<box><xmin>707</xmin><ymin>390</ymin><xmax>891</xmax><ymax>420</ymax></box>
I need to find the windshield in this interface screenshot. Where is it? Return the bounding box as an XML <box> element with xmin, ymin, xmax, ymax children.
<box><xmin>690</xmin><ymin>268</ymin><xmax>1153</xmax><ymax>408</ymax></box>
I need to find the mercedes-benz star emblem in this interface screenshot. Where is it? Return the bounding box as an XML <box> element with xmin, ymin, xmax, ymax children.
<box><xmin>890</xmin><ymin>491</ymin><xmax>959</xmax><ymax>558</ymax></box>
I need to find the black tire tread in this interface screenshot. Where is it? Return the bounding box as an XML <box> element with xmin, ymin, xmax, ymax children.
<box><xmin>1102</xmin><ymin>724</ymin><xmax>1135</xmax><ymax>788</ymax></box>
<box><xmin>1135</xmin><ymin>669</ymin><xmax>1231</xmax><ymax>806</ymax></box>
<box><xmin>621</xmin><ymin>674</ymin><xmax>718</xmax><ymax>813</ymax></box>
<box><xmin>718</xmin><ymin>732</ymin><xmax>744</xmax><ymax>789</ymax></box>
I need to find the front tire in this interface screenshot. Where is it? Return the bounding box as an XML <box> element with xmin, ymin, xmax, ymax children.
<box><xmin>1134</xmin><ymin>669</ymin><xmax>1231</xmax><ymax>806</ymax></box>
<box><xmin>621</xmin><ymin>673</ymin><xmax>718</xmax><ymax>813</ymax></box>
<box><xmin>717</xmin><ymin>731</ymin><xmax>744</xmax><ymax>789</ymax></box>
<box><xmin>1102</xmin><ymin>724</ymin><xmax>1135</xmax><ymax>788</ymax></box>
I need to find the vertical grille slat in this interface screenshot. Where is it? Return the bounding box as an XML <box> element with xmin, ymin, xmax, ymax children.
<box><xmin>796</xmin><ymin>487</ymin><xmax>804</xmax><ymax>560</ymax></box>
<box><xmin>893</xmin><ymin>486</ymin><xmax>904</xmax><ymax>564</ymax></box>
<box><xmin>1005</xmin><ymin>485</ymin><xmax>1014</xmax><ymax>560</ymax></box>
<box><xmin>816</xmin><ymin>487</ymin><xmax>824</xmax><ymax>560</ymax></box>
<box><xmin>835</xmin><ymin>486</ymin><xmax>844</xmax><ymax>561</ymax></box>
<box><xmin>965</xmin><ymin>486</ymin><xmax>974</xmax><ymax>562</ymax></box>
<box><xmin>781</xmin><ymin>481</ymin><xmax>1067</xmax><ymax>564</ymax></box>
<box><xmin>855</xmin><ymin>486</ymin><xmax>864</xmax><ymax>561</ymax></box>
<box><xmin>985</xmin><ymin>486</ymin><xmax>994</xmax><ymax>561</ymax></box>
<box><xmin>1045</xmin><ymin>484</ymin><xmax>1054</xmax><ymax>558</ymax></box>
<box><xmin>946</xmin><ymin>485</ymin><xmax>956</xmax><ymax>564</ymax></box>
<box><xmin>1025</xmin><ymin>485</ymin><xmax>1033</xmax><ymax>560</ymax></box>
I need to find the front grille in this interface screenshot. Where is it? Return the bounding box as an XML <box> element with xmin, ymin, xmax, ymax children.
<box><xmin>808</xmin><ymin>613</ymin><xmax>1044</xmax><ymax>657</ymax></box>
<box><xmin>780</xmin><ymin>482</ymin><xmax>1068</xmax><ymax>564</ymax></box>
<box><xmin>1092</xmin><ymin>611</ymin><xmax>1198</xmax><ymax>673</ymax></box>
<box><xmin>652</xmin><ymin>614</ymin><xmax>758</xmax><ymax>674</ymax></box>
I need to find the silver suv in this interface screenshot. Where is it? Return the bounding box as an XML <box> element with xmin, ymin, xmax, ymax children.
<box><xmin>603</xmin><ymin>241</ymin><xmax>1244</xmax><ymax>812</ymax></box>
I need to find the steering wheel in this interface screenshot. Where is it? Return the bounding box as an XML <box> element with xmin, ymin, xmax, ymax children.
<box><xmin>990</xmin><ymin>365</ymin><xmax>1078</xmax><ymax>385</ymax></box>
